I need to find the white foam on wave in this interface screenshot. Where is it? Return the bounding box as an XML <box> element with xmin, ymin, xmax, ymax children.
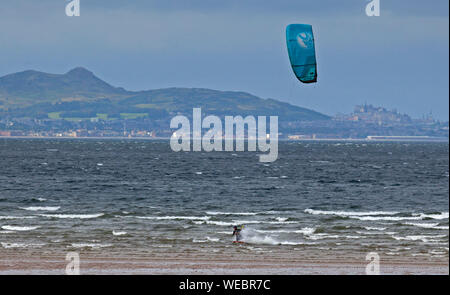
<box><xmin>429</xmin><ymin>250</ymin><xmax>447</xmax><ymax>256</ymax></box>
<box><xmin>305</xmin><ymin>209</ymin><xmax>399</xmax><ymax>217</ymax></box>
<box><xmin>357</xmin><ymin>230</ymin><xmax>397</xmax><ymax>236</ymax></box>
<box><xmin>415</xmin><ymin>212</ymin><xmax>449</xmax><ymax>220</ymax></box>
<box><xmin>267</xmin><ymin>221</ymin><xmax>298</xmax><ymax>224</ymax></box>
<box><xmin>0</xmin><ymin>216</ymin><xmax>36</xmax><ymax>220</ymax></box>
<box><xmin>274</xmin><ymin>217</ymin><xmax>288</xmax><ymax>222</ymax></box>
<box><xmin>207</xmin><ymin>210</ymin><xmax>281</xmax><ymax>216</ymax></box>
<box><xmin>206</xmin><ymin>211</ymin><xmax>258</xmax><ymax>216</ymax></box>
<box><xmin>392</xmin><ymin>234</ymin><xmax>447</xmax><ymax>243</ymax></box>
<box><xmin>232</xmin><ymin>220</ymin><xmax>263</xmax><ymax>225</ymax></box>
<box><xmin>240</xmin><ymin>228</ymin><xmax>306</xmax><ymax>246</ymax></box>
<box><xmin>295</xmin><ymin>227</ymin><xmax>316</xmax><ymax>235</ymax></box>
<box><xmin>193</xmin><ymin>236</ymin><xmax>220</xmax><ymax>243</ymax></box>
<box><xmin>217</xmin><ymin>231</ymin><xmax>232</xmax><ymax>234</ymax></box>
<box><xmin>1</xmin><ymin>225</ymin><xmax>39</xmax><ymax>231</ymax></box>
<box><xmin>255</xmin><ymin>227</ymin><xmax>315</xmax><ymax>235</ymax></box>
<box><xmin>153</xmin><ymin>245</ymin><xmax>173</xmax><ymax>248</ymax></box>
<box><xmin>206</xmin><ymin>220</ymin><xmax>235</xmax><ymax>226</ymax></box>
<box><xmin>39</xmin><ymin>213</ymin><xmax>104</xmax><ymax>219</ymax></box>
<box><xmin>202</xmin><ymin>219</ymin><xmax>298</xmax><ymax>226</ymax></box>
<box><xmin>242</xmin><ymin>235</ymin><xmax>305</xmax><ymax>246</ymax></box>
<box><xmin>365</xmin><ymin>227</ymin><xmax>387</xmax><ymax>231</ymax></box>
<box><xmin>350</xmin><ymin>216</ymin><xmax>422</xmax><ymax>221</ymax></box>
<box><xmin>305</xmin><ymin>233</ymin><xmax>340</xmax><ymax>240</ymax></box>
<box><xmin>245</xmin><ymin>246</ymin><xmax>264</xmax><ymax>251</ymax></box>
<box><xmin>193</xmin><ymin>239</ymin><xmax>207</xmax><ymax>243</ymax></box>
<box><xmin>411</xmin><ymin>253</ymin><xmax>431</xmax><ymax>257</ymax></box>
<box><xmin>137</xmin><ymin>216</ymin><xmax>210</xmax><ymax>221</ymax></box>
<box><xmin>112</xmin><ymin>230</ymin><xmax>127</xmax><ymax>236</ymax></box>
<box><xmin>70</xmin><ymin>243</ymin><xmax>112</xmax><ymax>249</ymax></box>
<box><xmin>228</xmin><ymin>218</ymin><xmax>299</xmax><ymax>225</ymax></box>
<box><xmin>1</xmin><ymin>242</ymin><xmax>45</xmax><ymax>249</ymax></box>
<box><xmin>262</xmin><ymin>211</ymin><xmax>282</xmax><ymax>215</ymax></box>
<box><xmin>305</xmin><ymin>209</ymin><xmax>449</xmax><ymax>222</ymax></box>
<box><xmin>241</xmin><ymin>235</ymin><xmax>279</xmax><ymax>245</ymax></box>
<box><xmin>345</xmin><ymin>235</ymin><xmax>361</xmax><ymax>239</ymax></box>
<box><xmin>278</xmin><ymin>241</ymin><xmax>306</xmax><ymax>245</ymax></box>
<box><xmin>20</xmin><ymin>206</ymin><xmax>60</xmax><ymax>211</ymax></box>
<box><xmin>404</xmin><ymin>222</ymin><xmax>449</xmax><ymax>230</ymax></box>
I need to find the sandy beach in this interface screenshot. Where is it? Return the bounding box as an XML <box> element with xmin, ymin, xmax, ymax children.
<box><xmin>0</xmin><ymin>250</ymin><xmax>448</xmax><ymax>275</ymax></box>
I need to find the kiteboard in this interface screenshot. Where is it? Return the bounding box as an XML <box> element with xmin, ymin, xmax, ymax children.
<box><xmin>232</xmin><ymin>241</ymin><xmax>245</xmax><ymax>244</ymax></box>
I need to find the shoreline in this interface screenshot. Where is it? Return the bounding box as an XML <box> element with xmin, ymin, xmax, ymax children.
<box><xmin>0</xmin><ymin>136</ymin><xmax>448</xmax><ymax>142</ymax></box>
<box><xmin>1</xmin><ymin>252</ymin><xmax>448</xmax><ymax>275</ymax></box>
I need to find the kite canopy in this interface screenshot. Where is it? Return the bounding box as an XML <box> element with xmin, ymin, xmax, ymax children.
<box><xmin>286</xmin><ymin>24</ymin><xmax>317</xmax><ymax>83</ymax></box>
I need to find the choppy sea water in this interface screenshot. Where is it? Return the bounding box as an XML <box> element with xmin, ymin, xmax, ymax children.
<box><xmin>0</xmin><ymin>139</ymin><xmax>448</xmax><ymax>260</ymax></box>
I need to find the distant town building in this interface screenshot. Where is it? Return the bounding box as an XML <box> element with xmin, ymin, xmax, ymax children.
<box><xmin>0</xmin><ymin>131</ymin><xmax>11</xmax><ymax>136</ymax></box>
<box><xmin>335</xmin><ymin>104</ymin><xmax>413</xmax><ymax>124</ymax></box>
<box><xmin>288</xmin><ymin>135</ymin><xmax>311</xmax><ymax>140</ymax></box>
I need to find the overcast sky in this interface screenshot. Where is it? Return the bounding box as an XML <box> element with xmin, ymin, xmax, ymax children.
<box><xmin>1</xmin><ymin>0</ymin><xmax>448</xmax><ymax>119</ymax></box>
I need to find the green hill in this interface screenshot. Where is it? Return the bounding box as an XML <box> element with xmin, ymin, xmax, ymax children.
<box><xmin>0</xmin><ymin>67</ymin><xmax>330</xmax><ymax>122</ymax></box>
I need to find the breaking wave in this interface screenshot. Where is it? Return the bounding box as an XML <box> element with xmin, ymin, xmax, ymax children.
<box><xmin>1</xmin><ymin>225</ymin><xmax>39</xmax><ymax>231</ymax></box>
<box><xmin>20</xmin><ymin>206</ymin><xmax>60</xmax><ymax>211</ymax></box>
<box><xmin>39</xmin><ymin>213</ymin><xmax>104</xmax><ymax>219</ymax></box>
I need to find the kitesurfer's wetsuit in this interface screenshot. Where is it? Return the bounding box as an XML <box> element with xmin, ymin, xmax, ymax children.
<box><xmin>233</xmin><ymin>227</ymin><xmax>242</xmax><ymax>242</ymax></box>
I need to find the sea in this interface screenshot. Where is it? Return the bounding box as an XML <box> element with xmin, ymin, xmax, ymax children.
<box><xmin>0</xmin><ymin>139</ymin><xmax>448</xmax><ymax>260</ymax></box>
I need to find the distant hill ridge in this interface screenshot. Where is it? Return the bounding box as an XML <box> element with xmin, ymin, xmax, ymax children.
<box><xmin>0</xmin><ymin>67</ymin><xmax>128</xmax><ymax>100</ymax></box>
<box><xmin>0</xmin><ymin>67</ymin><xmax>330</xmax><ymax>121</ymax></box>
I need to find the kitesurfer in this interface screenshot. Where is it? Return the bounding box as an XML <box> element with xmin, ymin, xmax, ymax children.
<box><xmin>232</xmin><ymin>225</ymin><xmax>243</xmax><ymax>242</ymax></box>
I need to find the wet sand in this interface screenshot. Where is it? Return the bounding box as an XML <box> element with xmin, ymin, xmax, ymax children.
<box><xmin>0</xmin><ymin>251</ymin><xmax>448</xmax><ymax>275</ymax></box>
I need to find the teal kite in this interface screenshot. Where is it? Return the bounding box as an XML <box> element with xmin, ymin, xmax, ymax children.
<box><xmin>286</xmin><ymin>24</ymin><xmax>317</xmax><ymax>83</ymax></box>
